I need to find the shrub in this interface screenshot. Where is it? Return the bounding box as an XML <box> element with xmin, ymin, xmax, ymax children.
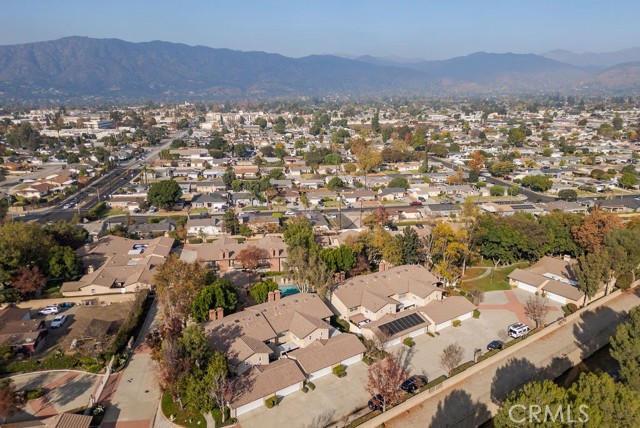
<box><xmin>403</xmin><ymin>337</ymin><xmax>415</xmax><ymax>347</ymax></box>
<box><xmin>264</xmin><ymin>396</ymin><xmax>278</xmax><ymax>408</ymax></box>
<box><xmin>332</xmin><ymin>364</ymin><xmax>347</xmax><ymax>378</ymax></box>
<box><xmin>450</xmin><ymin>360</ymin><xmax>475</xmax><ymax>377</ymax></box>
<box><xmin>473</xmin><ymin>309</ymin><xmax>481</xmax><ymax>319</ymax></box>
<box><xmin>331</xmin><ymin>316</ymin><xmax>350</xmax><ymax>332</ymax></box>
<box><xmin>187</xmin><ymin>237</ymin><xmax>203</xmax><ymax>244</ymax></box>
<box><xmin>567</xmin><ymin>303</ymin><xmax>578</xmax><ymax>314</ymax></box>
<box><xmin>427</xmin><ymin>332</ymin><xmax>435</xmax><ymax>337</ymax></box>
<box><xmin>478</xmin><ymin>349</ymin><xmax>500</xmax><ymax>362</ymax></box>
<box><xmin>25</xmin><ymin>388</ymin><xmax>45</xmax><ymax>400</ymax></box>
<box><xmin>306</xmin><ymin>381</ymin><xmax>315</xmax><ymax>390</ymax></box>
<box><xmin>421</xmin><ymin>375</ymin><xmax>447</xmax><ymax>392</ymax></box>
<box><xmin>301</xmin><ymin>386</ymin><xmax>309</xmax><ymax>393</ymax></box>
<box><xmin>452</xmin><ymin>320</ymin><xmax>462</xmax><ymax>327</ymax></box>
<box><xmin>362</xmin><ymin>355</ymin><xmax>375</xmax><ymax>366</ymax></box>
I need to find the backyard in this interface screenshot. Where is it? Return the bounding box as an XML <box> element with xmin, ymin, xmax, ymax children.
<box><xmin>459</xmin><ymin>262</ymin><xmax>530</xmax><ymax>293</ymax></box>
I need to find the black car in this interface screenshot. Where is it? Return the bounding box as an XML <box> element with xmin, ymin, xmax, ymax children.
<box><xmin>368</xmin><ymin>394</ymin><xmax>384</xmax><ymax>411</ymax></box>
<box><xmin>401</xmin><ymin>375</ymin><xmax>428</xmax><ymax>393</ymax></box>
<box><xmin>487</xmin><ymin>340</ymin><xmax>504</xmax><ymax>351</ymax></box>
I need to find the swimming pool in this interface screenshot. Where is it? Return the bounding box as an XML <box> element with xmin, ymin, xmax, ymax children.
<box><xmin>278</xmin><ymin>285</ymin><xmax>300</xmax><ymax>297</ymax></box>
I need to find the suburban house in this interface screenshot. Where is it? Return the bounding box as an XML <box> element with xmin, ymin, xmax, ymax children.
<box><xmin>0</xmin><ymin>305</ymin><xmax>47</xmax><ymax>356</ymax></box>
<box><xmin>329</xmin><ymin>265</ymin><xmax>476</xmax><ymax>345</ymax></box>
<box><xmin>378</xmin><ymin>187</ymin><xmax>406</xmax><ymax>201</ymax></box>
<box><xmin>185</xmin><ymin>217</ymin><xmax>223</xmax><ymax>237</ymax></box>
<box><xmin>191</xmin><ymin>192</ymin><xmax>228</xmax><ymax>211</ymax></box>
<box><xmin>181</xmin><ymin>236</ymin><xmax>288</xmax><ymax>272</ymax></box>
<box><xmin>204</xmin><ymin>292</ymin><xmax>365</xmax><ymax>417</ymax></box>
<box><xmin>60</xmin><ymin>236</ymin><xmax>174</xmax><ymax>297</ymax></box>
<box><xmin>507</xmin><ymin>256</ymin><xmax>607</xmax><ymax>305</ymax></box>
<box><xmin>130</xmin><ymin>219</ymin><xmax>176</xmax><ymax>238</ymax></box>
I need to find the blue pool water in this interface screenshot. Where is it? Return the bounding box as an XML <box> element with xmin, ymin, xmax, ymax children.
<box><xmin>279</xmin><ymin>285</ymin><xmax>300</xmax><ymax>297</ymax></box>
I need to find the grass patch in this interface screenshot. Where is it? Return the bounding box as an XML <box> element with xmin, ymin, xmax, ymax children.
<box><xmin>161</xmin><ymin>392</ymin><xmax>206</xmax><ymax>428</ymax></box>
<box><xmin>478</xmin><ymin>349</ymin><xmax>500</xmax><ymax>362</ymax></box>
<box><xmin>460</xmin><ymin>262</ymin><xmax>529</xmax><ymax>293</ymax></box>
<box><xmin>104</xmin><ymin>207</ymin><xmax>129</xmax><ymax>217</ymax></box>
<box><xmin>345</xmin><ymin>410</ymin><xmax>382</xmax><ymax>428</ymax></box>
<box><xmin>189</xmin><ymin>207</ymin><xmax>209</xmax><ymax>214</ymax></box>
<box><xmin>242</xmin><ymin>206</ymin><xmax>268</xmax><ymax>211</ymax></box>
<box><xmin>450</xmin><ymin>360</ymin><xmax>476</xmax><ymax>377</ymax></box>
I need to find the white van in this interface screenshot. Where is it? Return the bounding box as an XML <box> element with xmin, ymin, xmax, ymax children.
<box><xmin>508</xmin><ymin>322</ymin><xmax>530</xmax><ymax>338</ymax></box>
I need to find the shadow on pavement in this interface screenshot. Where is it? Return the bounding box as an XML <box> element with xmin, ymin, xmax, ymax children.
<box><xmin>430</xmin><ymin>389</ymin><xmax>491</xmax><ymax>428</ymax></box>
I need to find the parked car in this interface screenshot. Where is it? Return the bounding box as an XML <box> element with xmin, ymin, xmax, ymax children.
<box><xmin>285</xmin><ymin>210</ymin><xmax>297</xmax><ymax>216</ymax></box>
<box><xmin>418</xmin><ymin>197</ymin><xmax>426</xmax><ymax>202</ymax></box>
<box><xmin>401</xmin><ymin>375</ymin><xmax>428</xmax><ymax>393</ymax></box>
<box><xmin>38</xmin><ymin>306</ymin><xmax>59</xmax><ymax>316</ymax></box>
<box><xmin>368</xmin><ymin>394</ymin><xmax>384</xmax><ymax>411</ymax></box>
<box><xmin>508</xmin><ymin>323</ymin><xmax>530</xmax><ymax>338</ymax></box>
<box><xmin>487</xmin><ymin>340</ymin><xmax>504</xmax><ymax>351</ymax></box>
<box><xmin>51</xmin><ymin>314</ymin><xmax>67</xmax><ymax>328</ymax></box>
<box><xmin>63</xmin><ymin>204</ymin><xmax>71</xmax><ymax>210</ymax></box>
<box><xmin>409</xmin><ymin>201</ymin><xmax>423</xmax><ymax>206</ymax></box>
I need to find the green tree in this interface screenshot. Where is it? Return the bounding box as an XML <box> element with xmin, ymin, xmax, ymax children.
<box><xmin>574</xmin><ymin>252</ymin><xmax>608</xmax><ymax>306</ymax></box>
<box><xmin>44</xmin><ymin>221</ymin><xmax>88</xmax><ymax>249</ymax></box>
<box><xmin>507</xmin><ymin>127</ymin><xmax>527</xmax><ymax>145</ymax></box>
<box><xmin>490</xmin><ymin>185</ymin><xmax>505</xmax><ymax>196</ymax></box>
<box><xmin>147</xmin><ymin>180</ymin><xmax>182</xmax><ymax>209</ymax></box>
<box><xmin>612</xmin><ymin>114</ymin><xmax>623</xmax><ymax>131</ymax></box>
<box><xmin>223</xmin><ymin>209</ymin><xmax>239</xmax><ymax>234</ymax></box>
<box><xmin>179</xmin><ymin>324</ymin><xmax>212</xmax><ymax>370</ymax></box>
<box><xmin>611</xmin><ymin>306</ymin><xmax>640</xmax><ymax>391</ymax></box>
<box><xmin>248</xmin><ymin>279</ymin><xmax>279</xmax><ymax>304</ymax></box>
<box><xmin>191</xmin><ymin>278</ymin><xmax>238</xmax><ymax>322</ymax></box>
<box><xmin>604</xmin><ymin>228</ymin><xmax>640</xmax><ymax>289</ymax></box>
<box><xmin>283</xmin><ymin>216</ymin><xmax>315</xmax><ymax>251</ymax></box>
<box><xmin>619</xmin><ymin>172</ymin><xmax>638</xmax><ymax>189</ymax></box>
<box><xmin>494</xmin><ymin>380</ymin><xmax>569</xmax><ymax>428</ymax></box>
<box><xmin>222</xmin><ymin>167</ymin><xmax>236</xmax><ymax>190</ymax></box>
<box><xmin>521</xmin><ymin>175</ymin><xmax>553</xmax><ymax>192</ymax></box>
<box><xmin>558</xmin><ymin>189</ymin><xmax>578</xmax><ymax>201</ymax></box>
<box><xmin>387</xmin><ymin>177</ymin><xmax>409</xmax><ymax>189</ymax></box>
<box><xmin>48</xmin><ymin>245</ymin><xmax>80</xmax><ymax>280</ymax></box>
<box><xmin>488</xmin><ymin>161</ymin><xmax>516</xmax><ymax>177</ymax></box>
<box><xmin>0</xmin><ymin>222</ymin><xmax>54</xmax><ymax>285</ymax></box>
<box><xmin>327</xmin><ymin>177</ymin><xmax>346</xmax><ymax>191</ymax></box>
<box><xmin>320</xmin><ymin>246</ymin><xmax>356</xmax><ymax>273</ymax></box>
<box><xmin>371</xmin><ymin>110</ymin><xmax>381</xmax><ymax>134</ymax></box>
<box><xmin>285</xmin><ymin>247</ymin><xmax>333</xmax><ymax>297</ymax></box>
<box><xmin>397</xmin><ymin>226</ymin><xmax>424</xmax><ymax>265</ymax></box>
<box><xmin>507</xmin><ymin>185</ymin><xmax>520</xmax><ymax>196</ymax></box>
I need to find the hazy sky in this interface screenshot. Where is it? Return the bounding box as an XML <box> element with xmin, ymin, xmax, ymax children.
<box><xmin>2</xmin><ymin>0</ymin><xmax>639</xmax><ymax>59</ymax></box>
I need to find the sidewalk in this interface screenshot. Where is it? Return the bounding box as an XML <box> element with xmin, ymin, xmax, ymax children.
<box><xmin>363</xmin><ymin>288</ymin><xmax>640</xmax><ymax>428</ymax></box>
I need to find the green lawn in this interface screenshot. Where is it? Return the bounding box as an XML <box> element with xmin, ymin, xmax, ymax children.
<box><xmin>460</xmin><ymin>263</ymin><xmax>529</xmax><ymax>293</ymax></box>
<box><xmin>161</xmin><ymin>393</ymin><xmax>207</xmax><ymax>428</ymax></box>
<box><xmin>104</xmin><ymin>207</ymin><xmax>128</xmax><ymax>217</ymax></box>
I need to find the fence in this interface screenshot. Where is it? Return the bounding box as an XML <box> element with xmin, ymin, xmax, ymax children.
<box><xmin>85</xmin><ymin>354</ymin><xmax>114</xmax><ymax>414</ymax></box>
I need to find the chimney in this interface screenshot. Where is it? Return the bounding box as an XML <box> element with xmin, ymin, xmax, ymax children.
<box><xmin>221</xmin><ymin>250</ymin><xmax>227</xmax><ymax>259</ymax></box>
<box><xmin>267</xmin><ymin>291</ymin><xmax>275</xmax><ymax>302</ymax></box>
<box><xmin>216</xmin><ymin>307</ymin><xmax>224</xmax><ymax>320</ymax></box>
<box><xmin>274</xmin><ymin>289</ymin><xmax>281</xmax><ymax>300</ymax></box>
<box><xmin>209</xmin><ymin>309</ymin><xmax>218</xmax><ymax>321</ymax></box>
<box><xmin>563</xmin><ymin>254</ymin><xmax>571</xmax><ymax>262</ymax></box>
<box><xmin>271</xmin><ymin>248</ymin><xmax>278</xmax><ymax>257</ymax></box>
<box><xmin>87</xmin><ymin>265</ymin><xmax>95</xmax><ymax>274</ymax></box>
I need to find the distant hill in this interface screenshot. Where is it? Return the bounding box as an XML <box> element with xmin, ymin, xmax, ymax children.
<box><xmin>0</xmin><ymin>37</ymin><xmax>637</xmax><ymax>103</ymax></box>
<box><xmin>542</xmin><ymin>47</ymin><xmax>640</xmax><ymax>69</ymax></box>
<box><xmin>581</xmin><ymin>61</ymin><xmax>640</xmax><ymax>91</ymax></box>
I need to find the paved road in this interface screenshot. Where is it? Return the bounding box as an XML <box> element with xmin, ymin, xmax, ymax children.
<box><xmin>101</xmin><ymin>298</ymin><xmax>162</xmax><ymax>428</ymax></box>
<box><xmin>371</xmin><ymin>288</ymin><xmax>640</xmax><ymax>428</ymax></box>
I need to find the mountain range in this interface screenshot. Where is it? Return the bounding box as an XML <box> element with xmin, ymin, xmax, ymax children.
<box><xmin>0</xmin><ymin>37</ymin><xmax>638</xmax><ymax>103</ymax></box>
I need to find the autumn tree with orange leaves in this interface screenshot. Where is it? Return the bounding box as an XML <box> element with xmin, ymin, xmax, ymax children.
<box><xmin>236</xmin><ymin>246</ymin><xmax>269</xmax><ymax>271</ymax></box>
<box><xmin>572</xmin><ymin>207</ymin><xmax>622</xmax><ymax>253</ymax></box>
<box><xmin>467</xmin><ymin>150</ymin><xmax>485</xmax><ymax>172</ymax></box>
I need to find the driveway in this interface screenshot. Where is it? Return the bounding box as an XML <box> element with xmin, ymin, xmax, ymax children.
<box><xmin>7</xmin><ymin>371</ymin><xmax>100</xmax><ymax>422</ymax></box>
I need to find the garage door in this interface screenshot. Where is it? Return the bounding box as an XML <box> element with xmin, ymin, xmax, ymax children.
<box><xmin>546</xmin><ymin>292</ymin><xmax>567</xmax><ymax>305</ymax></box>
<box><xmin>516</xmin><ymin>281</ymin><xmax>538</xmax><ymax>294</ymax></box>
<box><xmin>384</xmin><ymin>337</ymin><xmax>402</xmax><ymax>349</ymax></box>
<box><xmin>236</xmin><ymin>398</ymin><xmax>263</xmax><ymax>417</ymax></box>
<box><xmin>436</xmin><ymin>320</ymin><xmax>452</xmax><ymax>331</ymax></box>
<box><xmin>459</xmin><ymin>312</ymin><xmax>473</xmax><ymax>321</ymax></box>
<box><xmin>277</xmin><ymin>382</ymin><xmax>301</xmax><ymax>397</ymax></box>
<box><xmin>309</xmin><ymin>366</ymin><xmax>332</xmax><ymax>380</ymax></box>
<box><xmin>409</xmin><ymin>327</ymin><xmax>425</xmax><ymax>338</ymax></box>
<box><xmin>341</xmin><ymin>354</ymin><xmax>362</xmax><ymax>366</ymax></box>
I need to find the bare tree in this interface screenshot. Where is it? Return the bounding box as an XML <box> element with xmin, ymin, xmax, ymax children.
<box><xmin>439</xmin><ymin>343</ymin><xmax>464</xmax><ymax>377</ymax></box>
<box><xmin>210</xmin><ymin>370</ymin><xmax>232</xmax><ymax>423</ymax></box>
<box><xmin>524</xmin><ymin>295</ymin><xmax>550</xmax><ymax>328</ymax></box>
<box><xmin>469</xmin><ymin>289</ymin><xmax>484</xmax><ymax>306</ymax></box>
<box><xmin>0</xmin><ymin>379</ymin><xmax>23</xmax><ymax>423</ymax></box>
<box><xmin>366</xmin><ymin>354</ymin><xmax>407</xmax><ymax>412</ymax></box>
<box><xmin>497</xmin><ymin>329</ymin><xmax>509</xmax><ymax>343</ymax></box>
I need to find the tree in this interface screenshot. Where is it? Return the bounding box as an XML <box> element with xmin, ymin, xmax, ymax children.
<box><xmin>387</xmin><ymin>177</ymin><xmax>409</xmax><ymax>189</ymax></box>
<box><xmin>0</xmin><ymin>222</ymin><xmax>55</xmax><ymax>285</ymax></box>
<box><xmin>248</xmin><ymin>279</ymin><xmax>279</xmax><ymax>304</ymax></box>
<box><xmin>11</xmin><ymin>266</ymin><xmax>46</xmax><ymax>296</ymax></box>
<box><xmin>488</xmin><ymin>161</ymin><xmax>516</xmax><ymax>177</ymax></box>
<box><xmin>327</xmin><ymin>176</ymin><xmax>346</xmax><ymax>191</ymax></box>
<box><xmin>208</xmin><ymin>352</ymin><xmax>232</xmax><ymax>423</ymax></box>
<box><xmin>467</xmin><ymin>151</ymin><xmax>485</xmax><ymax>172</ymax></box>
<box><xmin>283</xmin><ymin>216</ymin><xmax>315</xmax><ymax>251</ymax></box>
<box><xmin>44</xmin><ymin>221</ymin><xmax>88</xmax><ymax>249</ymax></box>
<box><xmin>147</xmin><ymin>180</ymin><xmax>182</xmax><ymax>210</ymax></box>
<box><xmin>524</xmin><ymin>295</ymin><xmax>549</xmax><ymax>328</ymax></box>
<box><xmin>572</xmin><ymin>208</ymin><xmax>622</xmax><ymax>254</ymax></box>
<box><xmin>574</xmin><ymin>252</ymin><xmax>608</xmax><ymax>306</ymax></box>
<box><xmin>490</xmin><ymin>185</ymin><xmax>505</xmax><ymax>197</ymax></box>
<box><xmin>539</xmin><ymin>211</ymin><xmax>582</xmax><ymax>257</ymax></box>
<box><xmin>179</xmin><ymin>324</ymin><xmax>212</xmax><ymax>370</ymax></box>
<box><xmin>320</xmin><ymin>246</ymin><xmax>356</xmax><ymax>273</ymax></box>
<box><xmin>191</xmin><ymin>278</ymin><xmax>238</xmax><ymax>322</ymax></box>
<box><xmin>570</xmin><ymin>372</ymin><xmax>640</xmax><ymax>427</ymax></box>
<box><xmin>397</xmin><ymin>226</ymin><xmax>424</xmax><ymax>265</ymax></box>
<box><xmin>521</xmin><ymin>175</ymin><xmax>553</xmax><ymax>192</ymax></box>
<box><xmin>611</xmin><ymin>307</ymin><xmax>640</xmax><ymax>391</ymax></box>
<box><xmin>619</xmin><ymin>172</ymin><xmax>638</xmax><ymax>189</ymax></box>
<box><xmin>558</xmin><ymin>189</ymin><xmax>578</xmax><ymax>201</ymax></box>
<box><xmin>286</xmin><ymin>247</ymin><xmax>333</xmax><ymax>297</ymax></box>
<box><xmin>612</xmin><ymin>114</ymin><xmax>623</xmax><ymax>131</ymax></box>
<box><xmin>366</xmin><ymin>354</ymin><xmax>406</xmax><ymax>412</ymax></box>
<box><xmin>507</xmin><ymin>185</ymin><xmax>519</xmax><ymax>196</ymax></box>
<box><xmin>507</xmin><ymin>127</ymin><xmax>527</xmax><ymax>145</ymax></box>
<box><xmin>154</xmin><ymin>255</ymin><xmax>208</xmax><ymax>332</ymax></box>
<box><xmin>235</xmin><ymin>246</ymin><xmax>268</xmax><ymax>271</ymax></box>
<box><xmin>371</xmin><ymin>110</ymin><xmax>381</xmax><ymax>134</ymax></box>
<box><xmin>493</xmin><ymin>380</ymin><xmax>569</xmax><ymax>428</ymax></box>
<box><xmin>222</xmin><ymin>168</ymin><xmax>235</xmax><ymax>189</ymax></box>
<box><xmin>0</xmin><ymin>379</ymin><xmax>23</xmax><ymax>423</ymax></box>
<box><xmin>223</xmin><ymin>209</ymin><xmax>239</xmax><ymax>235</ymax></box>
<box><xmin>439</xmin><ymin>343</ymin><xmax>464</xmax><ymax>377</ymax></box>
<box><xmin>604</xmin><ymin>228</ymin><xmax>640</xmax><ymax>289</ymax></box>
<box><xmin>357</xmin><ymin>148</ymin><xmax>383</xmax><ymax>178</ymax></box>
<box><xmin>48</xmin><ymin>245</ymin><xmax>80</xmax><ymax>280</ymax></box>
